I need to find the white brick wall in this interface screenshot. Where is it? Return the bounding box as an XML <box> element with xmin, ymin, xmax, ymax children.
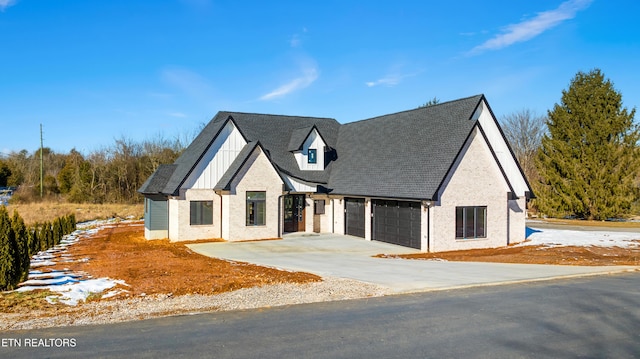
<box><xmin>508</xmin><ymin>197</ymin><xmax>527</xmax><ymax>244</ymax></box>
<box><xmin>167</xmin><ymin>189</ymin><xmax>221</xmax><ymax>242</ymax></box>
<box><xmin>312</xmin><ymin>195</ymin><xmax>335</xmax><ymax>234</ymax></box>
<box><xmin>226</xmin><ymin>147</ymin><xmax>284</xmax><ymax>241</ymax></box>
<box><xmin>431</xmin><ymin>127</ymin><xmax>512</xmax><ymax>252</ymax></box>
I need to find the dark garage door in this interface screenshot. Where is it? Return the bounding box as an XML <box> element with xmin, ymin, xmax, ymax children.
<box><xmin>373</xmin><ymin>200</ymin><xmax>421</xmax><ymax>249</ymax></box>
<box><xmin>345</xmin><ymin>198</ymin><xmax>365</xmax><ymax>238</ymax></box>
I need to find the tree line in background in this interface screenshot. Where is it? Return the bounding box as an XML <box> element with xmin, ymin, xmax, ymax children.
<box><xmin>500</xmin><ymin>69</ymin><xmax>640</xmax><ymax>220</ymax></box>
<box><xmin>0</xmin><ymin>69</ymin><xmax>637</xmax><ymax>221</ymax></box>
<box><xmin>0</xmin><ymin>207</ymin><xmax>76</xmax><ymax>290</ymax></box>
<box><xmin>0</xmin><ymin>134</ymin><xmax>190</xmax><ymax>204</ymax></box>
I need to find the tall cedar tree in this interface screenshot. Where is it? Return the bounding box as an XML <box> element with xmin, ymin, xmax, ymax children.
<box><xmin>536</xmin><ymin>69</ymin><xmax>640</xmax><ymax>220</ymax></box>
<box><xmin>0</xmin><ymin>207</ymin><xmax>16</xmax><ymax>290</ymax></box>
<box><xmin>11</xmin><ymin>210</ymin><xmax>30</xmax><ymax>281</ymax></box>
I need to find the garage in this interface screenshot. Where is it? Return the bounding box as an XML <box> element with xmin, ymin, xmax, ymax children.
<box><xmin>372</xmin><ymin>200</ymin><xmax>421</xmax><ymax>249</ymax></box>
<box><xmin>344</xmin><ymin>198</ymin><xmax>365</xmax><ymax>238</ymax></box>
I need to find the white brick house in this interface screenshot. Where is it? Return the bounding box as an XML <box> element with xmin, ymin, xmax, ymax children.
<box><xmin>139</xmin><ymin>95</ymin><xmax>533</xmax><ymax>252</ymax></box>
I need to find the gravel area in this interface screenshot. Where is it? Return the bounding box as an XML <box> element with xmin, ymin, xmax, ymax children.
<box><xmin>0</xmin><ymin>277</ymin><xmax>390</xmax><ymax>331</ymax></box>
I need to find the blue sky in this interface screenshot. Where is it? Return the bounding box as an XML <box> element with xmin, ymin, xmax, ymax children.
<box><xmin>1</xmin><ymin>0</ymin><xmax>638</xmax><ymax>154</ymax></box>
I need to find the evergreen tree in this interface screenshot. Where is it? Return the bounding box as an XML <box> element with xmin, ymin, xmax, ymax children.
<box><xmin>28</xmin><ymin>226</ymin><xmax>39</xmax><ymax>257</ymax></box>
<box><xmin>536</xmin><ymin>69</ymin><xmax>640</xmax><ymax>220</ymax></box>
<box><xmin>53</xmin><ymin>218</ymin><xmax>62</xmax><ymax>245</ymax></box>
<box><xmin>0</xmin><ymin>207</ymin><xmax>16</xmax><ymax>290</ymax></box>
<box><xmin>39</xmin><ymin>223</ymin><xmax>50</xmax><ymax>251</ymax></box>
<box><xmin>69</xmin><ymin>213</ymin><xmax>77</xmax><ymax>232</ymax></box>
<box><xmin>11</xmin><ymin>210</ymin><xmax>29</xmax><ymax>282</ymax></box>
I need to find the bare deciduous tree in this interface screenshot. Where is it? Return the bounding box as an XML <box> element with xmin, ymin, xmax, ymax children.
<box><xmin>500</xmin><ymin>109</ymin><xmax>547</xmax><ymax>184</ymax></box>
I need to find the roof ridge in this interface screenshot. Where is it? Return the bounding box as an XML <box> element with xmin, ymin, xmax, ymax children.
<box><xmin>343</xmin><ymin>94</ymin><xmax>484</xmax><ymax>126</ymax></box>
<box><xmin>218</xmin><ymin>111</ymin><xmax>336</xmax><ymax>121</ymax></box>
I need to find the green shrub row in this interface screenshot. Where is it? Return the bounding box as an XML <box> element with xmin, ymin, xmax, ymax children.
<box><xmin>0</xmin><ymin>207</ymin><xmax>76</xmax><ymax>291</ymax></box>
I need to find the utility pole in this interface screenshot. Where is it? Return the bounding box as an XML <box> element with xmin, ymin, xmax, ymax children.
<box><xmin>40</xmin><ymin>124</ymin><xmax>44</xmax><ymax>198</ymax></box>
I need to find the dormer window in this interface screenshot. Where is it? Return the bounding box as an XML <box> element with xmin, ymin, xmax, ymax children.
<box><xmin>288</xmin><ymin>126</ymin><xmax>327</xmax><ymax>171</ymax></box>
<box><xmin>308</xmin><ymin>149</ymin><xmax>317</xmax><ymax>164</ymax></box>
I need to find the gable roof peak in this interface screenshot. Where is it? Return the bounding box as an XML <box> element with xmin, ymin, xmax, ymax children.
<box><xmin>344</xmin><ymin>94</ymin><xmax>485</xmax><ymax>127</ymax></box>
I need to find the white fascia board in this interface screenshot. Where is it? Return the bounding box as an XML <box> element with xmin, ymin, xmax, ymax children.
<box><xmin>474</xmin><ymin>100</ymin><xmax>531</xmax><ymax>197</ymax></box>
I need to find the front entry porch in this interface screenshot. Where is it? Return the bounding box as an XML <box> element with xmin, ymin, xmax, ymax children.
<box><xmin>283</xmin><ymin>194</ymin><xmax>306</xmax><ymax>233</ymax></box>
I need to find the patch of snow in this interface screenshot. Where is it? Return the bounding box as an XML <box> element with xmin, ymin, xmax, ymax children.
<box><xmin>524</xmin><ymin>227</ymin><xmax>640</xmax><ymax>248</ymax></box>
<box><xmin>20</xmin><ymin>276</ymin><xmax>80</xmax><ymax>287</ymax></box>
<box><xmin>7</xmin><ymin>219</ymin><xmax>133</xmax><ymax>305</ymax></box>
<box><xmin>102</xmin><ymin>288</ymin><xmax>130</xmax><ymax>299</ymax></box>
<box><xmin>27</xmin><ymin>270</ymin><xmax>75</xmax><ymax>279</ymax></box>
<box><xmin>30</xmin><ymin>260</ymin><xmax>57</xmax><ymax>268</ymax></box>
<box><xmin>43</xmin><ymin>278</ymin><xmax>128</xmax><ymax>306</ymax></box>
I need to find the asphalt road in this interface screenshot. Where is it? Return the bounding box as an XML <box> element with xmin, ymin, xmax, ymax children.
<box><xmin>2</xmin><ymin>272</ymin><xmax>639</xmax><ymax>358</ymax></box>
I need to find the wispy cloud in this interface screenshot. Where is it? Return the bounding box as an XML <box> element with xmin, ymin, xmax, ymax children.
<box><xmin>365</xmin><ymin>69</ymin><xmax>421</xmax><ymax>88</ymax></box>
<box><xmin>468</xmin><ymin>0</ymin><xmax>592</xmax><ymax>55</ymax></box>
<box><xmin>260</xmin><ymin>64</ymin><xmax>318</xmax><ymax>101</ymax></box>
<box><xmin>168</xmin><ymin>112</ymin><xmax>187</xmax><ymax>118</ymax></box>
<box><xmin>161</xmin><ymin>67</ymin><xmax>214</xmax><ymax>98</ymax></box>
<box><xmin>0</xmin><ymin>0</ymin><xmax>17</xmax><ymax>12</ymax></box>
<box><xmin>289</xmin><ymin>27</ymin><xmax>308</xmax><ymax>48</ymax></box>
<box><xmin>290</xmin><ymin>34</ymin><xmax>301</xmax><ymax>48</ymax></box>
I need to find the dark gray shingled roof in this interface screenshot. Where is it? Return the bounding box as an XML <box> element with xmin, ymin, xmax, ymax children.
<box><xmin>220</xmin><ymin>112</ymin><xmax>340</xmax><ymax>184</ymax></box>
<box><xmin>139</xmin><ymin>117</ymin><xmax>229</xmax><ymax>195</ymax></box>
<box><xmin>138</xmin><ymin>164</ymin><xmax>177</xmax><ymax>194</ymax></box>
<box><xmin>287</xmin><ymin>126</ymin><xmax>315</xmax><ymax>151</ymax></box>
<box><xmin>214</xmin><ymin>141</ymin><xmax>260</xmax><ymax>191</ymax></box>
<box><xmin>327</xmin><ymin>94</ymin><xmax>484</xmax><ymax>200</ymax></box>
<box><xmin>140</xmin><ymin>95</ymin><xmax>486</xmax><ymax>200</ymax></box>
<box><xmin>214</xmin><ymin>141</ymin><xmax>289</xmax><ymax>191</ymax></box>
<box><xmin>139</xmin><ymin>112</ymin><xmax>340</xmax><ymax>196</ymax></box>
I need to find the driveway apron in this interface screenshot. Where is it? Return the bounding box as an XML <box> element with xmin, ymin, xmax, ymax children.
<box><xmin>187</xmin><ymin>234</ymin><xmax>638</xmax><ymax>293</ymax></box>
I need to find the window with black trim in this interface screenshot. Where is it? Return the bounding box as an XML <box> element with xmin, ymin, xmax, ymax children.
<box><xmin>308</xmin><ymin>149</ymin><xmax>317</xmax><ymax>164</ymax></box>
<box><xmin>190</xmin><ymin>201</ymin><xmax>213</xmax><ymax>225</ymax></box>
<box><xmin>455</xmin><ymin>206</ymin><xmax>486</xmax><ymax>239</ymax></box>
<box><xmin>246</xmin><ymin>191</ymin><xmax>266</xmax><ymax>226</ymax></box>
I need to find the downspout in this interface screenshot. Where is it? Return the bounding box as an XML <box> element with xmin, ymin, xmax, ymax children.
<box><xmin>165</xmin><ymin>197</ymin><xmax>170</xmax><ymax>240</ymax></box>
<box><xmin>278</xmin><ymin>193</ymin><xmax>287</xmax><ymax>238</ymax></box>
<box><xmin>333</xmin><ymin>198</ymin><xmax>337</xmax><ymax>234</ymax></box>
<box><xmin>426</xmin><ymin>203</ymin><xmax>430</xmax><ymax>253</ymax></box>
<box><xmin>218</xmin><ymin>192</ymin><xmax>223</xmax><ymax>239</ymax></box>
<box><xmin>506</xmin><ymin>194</ymin><xmax>511</xmax><ymax>246</ymax></box>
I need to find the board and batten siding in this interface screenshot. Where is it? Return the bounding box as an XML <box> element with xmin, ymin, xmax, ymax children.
<box><xmin>182</xmin><ymin>120</ymin><xmax>247</xmax><ymax>191</ymax></box>
<box><xmin>294</xmin><ymin>129</ymin><xmax>326</xmax><ymax>171</ymax></box>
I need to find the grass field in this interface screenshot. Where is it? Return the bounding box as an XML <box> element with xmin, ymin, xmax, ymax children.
<box><xmin>5</xmin><ymin>202</ymin><xmax>144</xmax><ymax>226</ymax></box>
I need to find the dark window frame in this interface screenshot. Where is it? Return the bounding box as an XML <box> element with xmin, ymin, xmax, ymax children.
<box><xmin>246</xmin><ymin>191</ymin><xmax>266</xmax><ymax>226</ymax></box>
<box><xmin>308</xmin><ymin>148</ymin><xmax>317</xmax><ymax>164</ymax></box>
<box><xmin>455</xmin><ymin>206</ymin><xmax>487</xmax><ymax>239</ymax></box>
<box><xmin>190</xmin><ymin>200</ymin><xmax>214</xmax><ymax>226</ymax></box>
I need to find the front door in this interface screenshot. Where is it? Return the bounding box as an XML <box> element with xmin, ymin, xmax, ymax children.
<box><xmin>284</xmin><ymin>194</ymin><xmax>306</xmax><ymax>232</ymax></box>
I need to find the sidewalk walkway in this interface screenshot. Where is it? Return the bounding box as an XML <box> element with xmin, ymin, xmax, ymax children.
<box><xmin>188</xmin><ymin>233</ymin><xmax>639</xmax><ymax>294</ymax></box>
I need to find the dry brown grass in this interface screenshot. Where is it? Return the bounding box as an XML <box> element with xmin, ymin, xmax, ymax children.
<box><xmin>5</xmin><ymin>202</ymin><xmax>143</xmax><ymax>226</ymax></box>
<box><xmin>537</xmin><ymin>218</ymin><xmax>640</xmax><ymax>229</ymax></box>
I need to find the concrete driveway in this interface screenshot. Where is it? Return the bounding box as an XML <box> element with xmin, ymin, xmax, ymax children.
<box><xmin>188</xmin><ymin>233</ymin><xmax>638</xmax><ymax>294</ymax></box>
